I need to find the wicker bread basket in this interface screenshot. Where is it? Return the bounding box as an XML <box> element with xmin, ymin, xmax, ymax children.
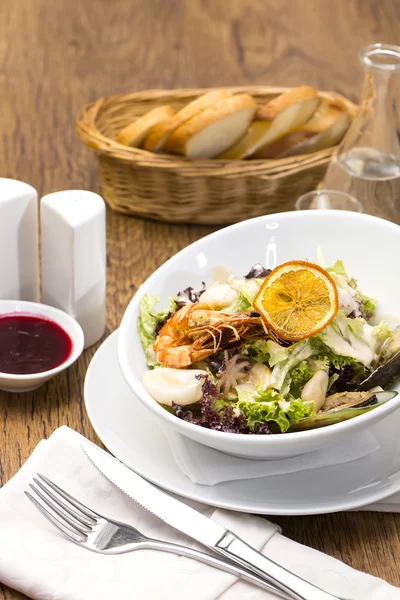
<box><xmin>76</xmin><ymin>87</ymin><xmax>357</xmax><ymax>225</ymax></box>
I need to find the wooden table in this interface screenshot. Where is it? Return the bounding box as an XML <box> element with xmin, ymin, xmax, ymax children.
<box><xmin>1</xmin><ymin>1</ymin><xmax>399</xmax><ymax>596</ymax></box>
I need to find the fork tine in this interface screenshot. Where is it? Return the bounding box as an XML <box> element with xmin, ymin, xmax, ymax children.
<box><xmin>37</xmin><ymin>474</ymin><xmax>98</xmax><ymax>520</ymax></box>
<box><xmin>33</xmin><ymin>477</ymin><xmax>96</xmax><ymax>528</ymax></box>
<box><xmin>25</xmin><ymin>491</ymin><xmax>87</xmax><ymax>543</ymax></box>
<box><xmin>29</xmin><ymin>483</ymin><xmax>91</xmax><ymax>536</ymax></box>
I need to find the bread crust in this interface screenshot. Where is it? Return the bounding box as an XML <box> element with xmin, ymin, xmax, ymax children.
<box><xmin>117</xmin><ymin>105</ymin><xmax>176</xmax><ymax>147</ymax></box>
<box><xmin>302</xmin><ymin>102</ymin><xmax>343</xmax><ymax>134</ymax></box>
<box><xmin>143</xmin><ymin>90</ymin><xmax>232</xmax><ymax>152</ymax></box>
<box><xmin>257</xmin><ymin>86</ymin><xmax>318</xmax><ymax>120</ymax></box>
<box><xmin>164</xmin><ymin>94</ymin><xmax>257</xmax><ymax>156</ymax></box>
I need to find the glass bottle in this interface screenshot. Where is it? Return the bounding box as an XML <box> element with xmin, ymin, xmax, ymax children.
<box><xmin>323</xmin><ymin>44</ymin><xmax>400</xmax><ymax>222</ymax></box>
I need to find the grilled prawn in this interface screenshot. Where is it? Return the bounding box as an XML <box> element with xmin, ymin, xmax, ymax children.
<box><xmin>153</xmin><ymin>303</ymin><xmax>270</xmax><ymax>368</ymax></box>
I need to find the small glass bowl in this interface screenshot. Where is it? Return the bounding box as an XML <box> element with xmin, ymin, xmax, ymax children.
<box><xmin>295</xmin><ymin>190</ymin><xmax>363</xmax><ymax>212</ymax></box>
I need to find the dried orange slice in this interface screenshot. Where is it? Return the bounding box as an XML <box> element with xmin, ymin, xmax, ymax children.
<box><xmin>253</xmin><ymin>260</ymin><xmax>338</xmax><ymax>341</ymax></box>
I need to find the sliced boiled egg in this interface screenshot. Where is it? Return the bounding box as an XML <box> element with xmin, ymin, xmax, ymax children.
<box><xmin>142</xmin><ymin>367</ymin><xmax>208</xmax><ymax>406</ymax></box>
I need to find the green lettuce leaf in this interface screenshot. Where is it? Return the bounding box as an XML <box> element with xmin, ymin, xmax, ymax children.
<box><xmin>137</xmin><ymin>294</ymin><xmax>177</xmax><ymax>365</ymax></box>
<box><xmin>373</xmin><ymin>320</ymin><xmax>392</xmax><ymax>345</ymax></box>
<box><xmin>328</xmin><ymin>373</ymin><xmax>339</xmax><ymax>391</ymax></box>
<box><xmin>304</xmin><ymin>345</ymin><xmax>366</xmax><ymax>393</ymax></box>
<box><xmin>242</xmin><ymin>339</ymin><xmax>271</xmax><ymax>362</ymax></box>
<box><xmin>236</xmin><ymin>386</ymin><xmax>259</xmax><ymax>404</ymax></box>
<box><xmin>237</xmin><ymin>388</ymin><xmax>314</xmax><ymax>433</ymax></box>
<box><xmin>286</xmin><ymin>397</ymin><xmax>315</xmax><ymax>423</ymax></box>
<box><xmin>327</xmin><ymin>260</ymin><xmax>357</xmax><ymax>289</ymax></box>
<box><xmin>327</xmin><ymin>259</ymin><xmax>350</xmax><ymax>281</ymax></box>
<box><xmin>230</xmin><ymin>278</ymin><xmax>263</xmax><ymax>312</ymax></box>
<box><xmin>231</xmin><ymin>292</ymin><xmax>251</xmax><ymax>312</ymax></box>
<box><xmin>289</xmin><ymin>361</ymin><xmax>315</xmax><ymax>398</ymax></box>
<box><xmin>327</xmin><ymin>259</ymin><xmax>377</xmax><ymax>321</ymax></box>
<box><xmin>357</xmin><ymin>293</ymin><xmax>377</xmax><ymax>321</ymax></box>
<box><xmin>316</xmin><ymin>311</ymin><xmax>381</xmax><ymax>367</ymax></box>
<box><xmin>326</xmin><ymin>353</ymin><xmax>364</xmax><ymax>373</ymax></box>
<box><xmin>241</xmin><ymin>280</ymin><xmax>261</xmax><ymax>304</ymax></box>
<box><xmin>309</xmin><ymin>356</ymin><xmax>330</xmax><ymax>372</ymax></box>
<box><xmin>346</xmin><ymin>316</ymin><xmax>365</xmax><ymax>337</ymax></box>
<box><xmin>267</xmin><ymin>344</ymin><xmax>289</xmax><ymax>367</ymax></box>
<box><xmin>269</xmin><ymin>341</ymin><xmax>315</xmax><ymax>393</ymax></box>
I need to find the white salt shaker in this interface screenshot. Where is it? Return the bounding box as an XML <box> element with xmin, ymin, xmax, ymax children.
<box><xmin>41</xmin><ymin>190</ymin><xmax>106</xmax><ymax>348</ymax></box>
<box><xmin>0</xmin><ymin>178</ymin><xmax>39</xmax><ymax>301</ymax></box>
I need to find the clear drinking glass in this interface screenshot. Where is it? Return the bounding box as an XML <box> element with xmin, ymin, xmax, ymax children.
<box><xmin>296</xmin><ymin>190</ymin><xmax>363</xmax><ymax>212</ymax></box>
<box><xmin>323</xmin><ymin>44</ymin><xmax>400</xmax><ymax>221</ymax></box>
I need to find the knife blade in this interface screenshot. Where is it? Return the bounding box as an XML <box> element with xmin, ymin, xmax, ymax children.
<box><xmin>84</xmin><ymin>441</ymin><xmax>223</xmax><ymax>547</ymax></box>
<box><xmin>83</xmin><ymin>442</ymin><xmax>338</xmax><ymax>600</ymax></box>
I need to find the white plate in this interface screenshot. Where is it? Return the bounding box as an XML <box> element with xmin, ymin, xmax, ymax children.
<box><xmin>84</xmin><ymin>330</ymin><xmax>400</xmax><ymax>516</ymax></box>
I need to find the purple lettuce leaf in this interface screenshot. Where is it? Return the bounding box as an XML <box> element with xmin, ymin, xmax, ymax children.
<box><xmin>176</xmin><ymin>282</ymin><xmax>206</xmax><ymax>307</ymax></box>
<box><xmin>244</xmin><ymin>264</ymin><xmax>271</xmax><ymax>279</ymax></box>
<box><xmin>172</xmin><ymin>374</ymin><xmax>271</xmax><ymax>435</ymax></box>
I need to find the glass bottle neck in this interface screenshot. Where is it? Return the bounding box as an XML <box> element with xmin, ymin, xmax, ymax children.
<box><xmin>337</xmin><ymin>45</ymin><xmax>400</xmax><ymax>180</ymax></box>
<box><xmin>361</xmin><ymin>63</ymin><xmax>399</xmax><ymax>149</ymax></box>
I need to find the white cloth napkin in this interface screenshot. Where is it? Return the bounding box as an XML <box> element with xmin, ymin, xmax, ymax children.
<box><xmin>1</xmin><ymin>426</ymin><xmax>399</xmax><ymax>600</ymax></box>
<box><xmin>162</xmin><ymin>426</ymin><xmax>380</xmax><ymax>485</ymax></box>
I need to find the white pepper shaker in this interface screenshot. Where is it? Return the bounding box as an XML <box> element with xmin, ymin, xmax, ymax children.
<box><xmin>0</xmin><ymin>178</ymin><xmax>39</xmax><ymax>301</ymax></box>
<box><xmin>41</xmin><ymin>190</ymin><xmax>106</xmax><ymax>348</ymax></box>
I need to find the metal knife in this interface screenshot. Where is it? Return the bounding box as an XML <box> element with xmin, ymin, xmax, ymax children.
<box><xmin>84</xmin><ymin>442</ymin><xmax>339</xmax><ymax>600</ymax></box>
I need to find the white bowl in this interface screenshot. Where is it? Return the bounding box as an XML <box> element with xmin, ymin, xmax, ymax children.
<box><xmin>0</xmin><ymin>300</ymin><xmax>84</xmax><ymax>392</ymax></box>
<box><xmin>118</xmin><ymin>210</ymin><xmax>400</xmax><ymax>459</ymax></box>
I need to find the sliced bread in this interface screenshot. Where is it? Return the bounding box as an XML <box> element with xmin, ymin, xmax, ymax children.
<box><xmin>257</xmin><ymin>86</ymin><xmax>318</xmax><ymax>120</ymax></box>
<box><xmin>301</xmin><ymin>101</ymin><xmax>344</xmax><ymax>134</ymax></box>
<box><xmin>251</xmin><ymin>130</ymin><xmax>314</xmax><ymax>159</ymax></box>
<box><xmin>164</xmin><ymin>93</ymin><xmax>257</xmax><ymax>159</ymax></box>
<box><xmin>219</xmin><ymin>87</ymin><xmax>320</xmax><ymax>159</ymax></box>
<box><xmin>117</xmin><ymin>105</ymin><xmax>176</xmax><ymax>147</ymax></box>
<box><xmin>218</xmin><ymin>121</ymin><xmax>272</xmax><ymax>159</ymax></box>
<box><xmin>253</xmin><ymin>106</ymin><xmax>351</xmax><ymax>159</ymax></box>
<box><xmin>143</xmin><ymin>90</ymin><xmax>232</xmax><ymax>152</ymax></box>
<box><xmin>280</xmin><ymin>108</ymin><xmax>351</xmax><ymax>157</ymax></box>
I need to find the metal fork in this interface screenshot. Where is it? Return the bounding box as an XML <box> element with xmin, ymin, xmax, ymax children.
<box><xmin>26</xmin><ymin>474</ymin><xmax>290</xmax><ymax>599</ymax></box>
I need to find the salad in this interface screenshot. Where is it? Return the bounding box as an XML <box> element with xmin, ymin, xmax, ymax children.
<box><xmin>138</xmin><ymin>257</ymin><xmax>400</xmax><ymax>435</ymax></box>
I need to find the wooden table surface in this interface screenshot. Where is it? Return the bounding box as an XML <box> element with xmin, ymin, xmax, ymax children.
<box><xmin>1</xmin><ymin>0</ymin><xmax>399</xmax><ymax>597</ymax></box>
